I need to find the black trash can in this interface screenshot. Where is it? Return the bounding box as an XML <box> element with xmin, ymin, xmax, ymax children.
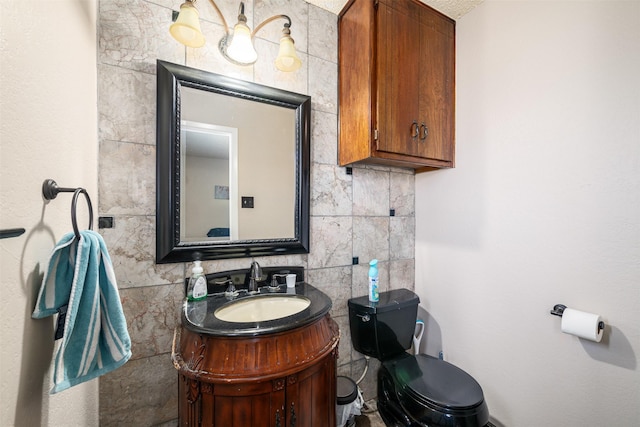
<box><xmin>336</xmin><ymin>376</ymin><xmax>359</xmax><ymax>427</ymax></box>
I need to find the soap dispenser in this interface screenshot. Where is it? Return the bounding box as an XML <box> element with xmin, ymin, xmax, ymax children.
<box><xmin>187</xmin><ymin>260</ymin><xmax>207</xmax><ymax>301</ymax></box>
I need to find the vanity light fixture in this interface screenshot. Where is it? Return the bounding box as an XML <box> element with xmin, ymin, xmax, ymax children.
<box><xmin>170</xmin><ymin>0</ymin><xmax>302</xmax><ymax>72</ymax></box>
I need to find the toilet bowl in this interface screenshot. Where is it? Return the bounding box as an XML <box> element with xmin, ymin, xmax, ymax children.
<box><xmin>348</xmin><ymin>289</ymin><xmax>490</xmax><ymax>427</ymax></box>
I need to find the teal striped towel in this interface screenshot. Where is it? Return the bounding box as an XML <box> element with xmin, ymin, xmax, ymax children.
<box><xmin>32</xmin><ymin>230</ymin><xmax>131</xmax><ymax>394</ymax></box>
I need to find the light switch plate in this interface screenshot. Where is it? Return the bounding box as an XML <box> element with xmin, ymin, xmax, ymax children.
<box><xmin>242</xmin><ymin>196</ymin><xmax>254</xmax><ymax>208</ymax></box>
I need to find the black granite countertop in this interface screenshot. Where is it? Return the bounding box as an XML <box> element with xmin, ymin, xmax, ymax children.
<box><xmin>182</xmin><ymin>282</ymin><xmax>333</xmax><ymax>337</ymax></box>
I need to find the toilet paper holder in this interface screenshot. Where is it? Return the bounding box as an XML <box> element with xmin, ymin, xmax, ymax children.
<box><xmin>550</xmin><ymin>304</ymin><xmax>605</xmax><ymax>331</ymax></box>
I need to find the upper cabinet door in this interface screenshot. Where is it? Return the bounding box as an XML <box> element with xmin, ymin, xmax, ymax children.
<box><xmin>376</xmin><ymin>0</ymin><xmax>421</xmax><ymax>157</ymax></box>
<box><xmin>338</xmin><ymin>0</ymin><xmax>456</xmax><ymax>170</ymax></box>
<box><xmin>416</xmin><ymin>5</ymin><xmax>455</xmax><ymax>162</ymax></box>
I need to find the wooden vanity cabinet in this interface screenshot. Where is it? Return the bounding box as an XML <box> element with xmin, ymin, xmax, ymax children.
<box><xmin>178</xmin><ymin>354</ymin><xmax>335</xmax><ymax>427</ymax></box>
<box><xmin>174</xmin><ymin>314</ymin><xmax>339</xmax><ymax>427</ymax></box>
<box><xmin>338</xmin><ymin>0</ymin><xmax>455</xmax><ymax>170</ymax></box>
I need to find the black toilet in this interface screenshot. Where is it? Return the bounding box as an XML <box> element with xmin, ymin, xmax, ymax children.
<box><xmin>348</xmin><ymin>289</ymin><xmax>490</xmax><ymax>427</ymax></box>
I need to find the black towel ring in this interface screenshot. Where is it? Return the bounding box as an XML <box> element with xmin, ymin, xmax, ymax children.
<box><xmin>71</xmin><ymin>188</ymin><xmax>94</xmax><ymax>239</ymax></box>
<box><xmin>42</xmin><ymin>179</ymin><xmax>94</xmax><ymax>240</ymax></box>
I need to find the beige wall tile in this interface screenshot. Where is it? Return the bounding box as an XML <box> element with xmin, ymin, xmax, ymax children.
<box><xmin>99</xmin><ymin>140</ymin><xmax>155</xmax><ymax>215</ymax></box>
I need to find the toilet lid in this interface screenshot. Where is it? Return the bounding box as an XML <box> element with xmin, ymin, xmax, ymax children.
<box><xmin>388</xmin><ymin>354</ymin><xmax>485</xmax><ymax>411</ymax></box>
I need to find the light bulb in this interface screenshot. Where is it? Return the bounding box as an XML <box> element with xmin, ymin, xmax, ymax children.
<box><xmin>225</xmin><ymin>22</ymin><xmax>258</xmax><ymax>65</ymax></box>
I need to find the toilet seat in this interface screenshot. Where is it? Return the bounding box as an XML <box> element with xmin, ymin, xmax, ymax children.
<box><xmin>392</xmin><ymin>354</ymin><xmax>485</xmax><ymax>409</ymax></box>
<box><xmin>381</xmin><ymin>354</ymin><xmax>489</xmax><ymax>426</ymax></box>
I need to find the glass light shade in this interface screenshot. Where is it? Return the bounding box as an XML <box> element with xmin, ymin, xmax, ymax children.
<box><xmin>275</xmin><ymin>35</ymin><xmax>301</xmax><ymax>72</ymax></box>
<box><xmin>170</xmin><ymin>2</ymin><xmax>205</xmax><ymax>48</ymax></box>
<box><xmin>225</xmin><ymin>22</ymin><xmax>258</xmax><ymax>65</ymax></box>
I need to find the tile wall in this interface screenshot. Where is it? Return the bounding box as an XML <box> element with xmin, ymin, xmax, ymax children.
<box><xmin>97</xmin><ymin>0</ymin><xmax>415</xmax><ymax>424</ymax></box>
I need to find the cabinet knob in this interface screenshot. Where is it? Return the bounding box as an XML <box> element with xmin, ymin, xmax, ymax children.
<box><xmin>420</xmin><ymin>123</ymin><xmax>429</xmax><ymax>140</ymax></box>
<box><xmin>410</xmin><ymin>121</ymin><xmax>419</xmax><ymax>139</ymax></box>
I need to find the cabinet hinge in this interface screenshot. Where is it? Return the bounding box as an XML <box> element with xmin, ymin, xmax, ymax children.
<box><xmin>374</xmin><ymin>129</ymin><xmax>379</xmax><ymax>140</ymax></box>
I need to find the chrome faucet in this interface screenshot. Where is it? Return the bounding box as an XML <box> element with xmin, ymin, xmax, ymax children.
<box><xmin>248</xmin><ymin>261</ymin><xmax>262</xmax><ymax>293</ymax></box>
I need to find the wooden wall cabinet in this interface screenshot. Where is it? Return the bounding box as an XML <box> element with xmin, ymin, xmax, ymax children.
<box><xmin>174</xmin><ymin>314</ymin><xmax>339</xmax><ymax>427</ymax></box>
<box><xmin>338</xmin><ymin>0</ymin><xmax>456</xmax><ymax>170</ymax></box>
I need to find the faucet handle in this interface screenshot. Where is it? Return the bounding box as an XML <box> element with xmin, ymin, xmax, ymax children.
<box><xmin>224</xmin><ymin>283</ymin><xmax>238</xmax><ymax>298</ymax></box>
<box><xmin>269</xmin><ymin>274</ymin><xmax>287</xmax><ymax>291</ymax></box>
<box><xmin>216</xmin><ymin>279</ymin><xmax>238</xmax><ymax>298</ymax></box>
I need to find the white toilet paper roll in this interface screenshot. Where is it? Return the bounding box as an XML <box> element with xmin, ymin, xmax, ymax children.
<box><xmin>561</xmin><ymin>308</ymin><xmax>604</xmax><ymax>342</ymax></box>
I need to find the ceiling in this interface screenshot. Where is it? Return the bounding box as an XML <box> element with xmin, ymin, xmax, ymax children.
<box><xmin>305</xmin><ymin>0</ymin><xmax>484</xmax><ymax>19</ymax></box>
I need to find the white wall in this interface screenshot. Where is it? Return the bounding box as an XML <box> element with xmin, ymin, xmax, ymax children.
<box><xmin>0</xmin><ymin>1</ymin><xmax>99</xmax><ymax>426</ymax></box>
<box><xmin>415</xmin><ymin>1</ymin><xmax>639</xmax><ymax>425</ymax></box>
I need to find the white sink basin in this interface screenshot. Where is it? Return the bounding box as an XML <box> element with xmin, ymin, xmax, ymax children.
<box><xmin>215</xmin><ymin>295</ymin><xmax>311</xmax><ymax>323</ymax></box>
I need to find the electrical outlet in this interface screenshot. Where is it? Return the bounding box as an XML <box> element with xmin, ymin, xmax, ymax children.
<box><xmin>98</xmin><ymin>216</ymin><xmax>114</xmax><ymax>228</ymax></box>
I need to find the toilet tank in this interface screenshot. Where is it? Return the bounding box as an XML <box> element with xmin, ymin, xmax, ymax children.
<box><xmin>348</xmin><ymin>289</ymin><xmax>420</xmax><ymax>361</ymax></box>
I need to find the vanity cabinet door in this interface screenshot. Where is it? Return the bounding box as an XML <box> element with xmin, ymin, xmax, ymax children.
<box><xmin>284</xmin><ymin>352</ymin><xmax>337</xmax><ymax>427</ymax></box>
<box><xmin>199</xmin><ymin>380</ymin><xmax>286</xmax><ymax>427</ymax></box>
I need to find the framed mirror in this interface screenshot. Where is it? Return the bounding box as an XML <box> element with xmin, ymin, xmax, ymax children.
<box><xmin>156</xmin><ymin>60</ymin><xmax>310</xmax><ymax>263</ymax></box>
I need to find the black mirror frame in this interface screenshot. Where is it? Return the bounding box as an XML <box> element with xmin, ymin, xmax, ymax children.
<box><xmin>156</xmin><ymin>60</ymin><xmax>311</xmax><ymax>263</ymax></box>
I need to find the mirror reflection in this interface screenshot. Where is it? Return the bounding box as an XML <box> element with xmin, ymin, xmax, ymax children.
<box><xmin>180</xmin><ymin>87</ymin><xmax>296</xmax><ymax>242</ymax></box>
<box><xmin>156</xmin><ymin>60</ymin><xmax>311</xmax><ymax>263</ymax></box>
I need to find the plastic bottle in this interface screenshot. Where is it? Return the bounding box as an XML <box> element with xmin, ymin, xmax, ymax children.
<box><xmin>368</xmin><ymin>259</ymin><xmax>379</xmax><ymax>302</ymax></box>
<box><xmin>187</xmin><ymin>260</ymin><xmax>207</xmax><ymax>301</ymax></box>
